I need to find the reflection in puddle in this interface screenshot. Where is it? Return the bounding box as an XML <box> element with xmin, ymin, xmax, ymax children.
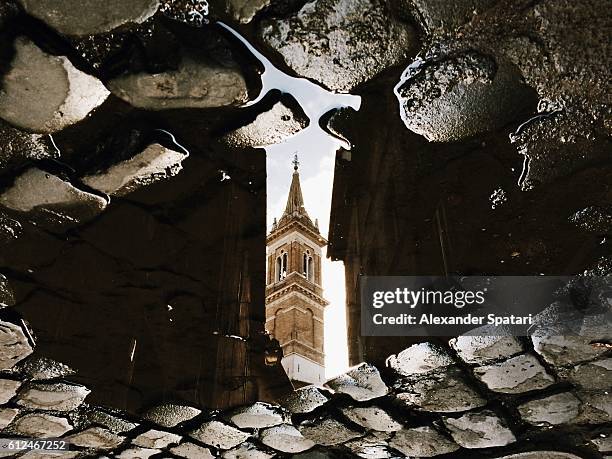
<box><xmin>218</xmin><ymin>23</ymin><xmax>356</xmax><ymax>378</ymax></box>
<box><xmin>218</xmin><ymin>23</ymin><xmax>361</xmax><ymax>115</ymax></box>
<box><xmin>0</xmin><ymin>20</ymin><xmax>356</xmax><ymax>416</ymax></box>
<box><xmin>218</xmin><ymin>22</ymin><xmax>360</xmax><ymax>153</ymax></box>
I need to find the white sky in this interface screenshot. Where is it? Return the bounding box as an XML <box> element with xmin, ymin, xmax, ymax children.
<box><xmin>266</xmin><ymin>129</ymin><xmax>349</xmax><ymax>378</ymax></box>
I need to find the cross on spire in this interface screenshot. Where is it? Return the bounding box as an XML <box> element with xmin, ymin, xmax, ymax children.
<box><xmin>292</xmin><ymin>154</ymin><xmax>299</xmax><ymax>171</ymax></box>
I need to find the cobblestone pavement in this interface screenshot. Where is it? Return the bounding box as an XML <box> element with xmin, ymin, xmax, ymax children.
<box><xmin>0</xmin><ymin>319</ymin><xmax>609</xmax><ymax>458</ymax></box>
<box><xmin>0</xmin><ymin>0</ymin><xmax>610</xmax><ymax>457</ymax></box>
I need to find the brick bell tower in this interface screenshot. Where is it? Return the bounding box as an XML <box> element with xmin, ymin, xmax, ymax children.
<box><xmin>265</xmin><ymin>155</ymin><xmax>329</xmax><ymax>386</ymax></box>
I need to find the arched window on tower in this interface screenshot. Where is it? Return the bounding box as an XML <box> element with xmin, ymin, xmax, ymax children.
<box><xmin>282</xmin><ymin>252</ymin><xmax>288</xmax><ymax>279</ymax></box>
<box><xmin>303</xmin><ymin>250</ymin><xmax>314</xmax><ymax>281</ymax></box>
<box><xmin>308</xmin><ymin>255</ymin><xmax>314</xmax><ymax>281</ymax></box>
<box><xmin>276</xmin><ymin>250</ymin><xmax>288</xmax><ymax>282</ymax></box>
<box><xmin>275</xmin><ymin>256</ymin><xmax>282</xmax><ymax>282</ymax></box>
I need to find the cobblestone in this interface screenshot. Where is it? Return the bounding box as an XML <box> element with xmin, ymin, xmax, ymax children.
<box><xmin>10</xmin><ymin>412</ymin><xmax>73</xmax><ymax>438</ymax></box>
<box><xmin>389</xmin><ymin>426</ymin><xmax>459</xmax><ymax>457</ymax></box>
<box><xmin>298</xmin><ymin>416</ymin><xmax>362</xmax><ymax>446</ymax></box>
<box><xmin>443</xmin><ymin>410</ymin><xmax>516</xmax><ymax>448</ymax></box>
<box><xmin>226</xmin><ymin>402</ymin><xmax>288</xmax><ymax>429</ymax></box>
<box><xmin>324</xmin><ymin>363</ymin><xmax>388</xmax><ymax>402</ymax></box>
<box><xmin>0</xmin><ymin>378</ymin><xmax>21</xmax><ymax>404</ymax></box>
<box><xmin>518</xmin><ymin>392</ymin><xmax>581</xmax><ymax>426</ymax></box>
<box><xmin>260</xmin><ymin>424</ymin><xmax>315</xmax><ymax>453</ymax></box>
<box><xmin>142</xmin><ymin>403</ymin><xmax>201</xmax><ymax>428</ymax></box>
<box><xmin>473</xmin><ymin>353</ymin><xmax>555</xmax><ymax>394</ymax></box>
<box><xmin>450</xmin><ymin>333</ymin><xmax>524</xmax><ymax>364</ymax></box>
<box><xmin>65</xmin><ymin>426</ymin><xmax>125</xmax><ymax>449</ymax></box>
<box><xmin>132</xmin><ymin>428</ymin><xmax>182</xmax><ymax>449</ymax></box>
<box><xmin>278</xmin><ymin>386</ymin><xmax>328</xmax><ymax>414</ymax></box>
<box><xmin>0</xmin><ymin>338</ymin><xmax>606</xmax><ymax>456</ymax></box>
<box><xmin>170</xmin><ymin>441</ymin><xmax>215</xmax><ymax>459</ymax></box>
<box><xmin>531</xmin><ymin>329</ymin><xmax>610</xmax><ymax>367</ymax></box>
<box><xmin>394</xmin><ymin>366</ymin><xmax>487</xmax><ymax>412</ymax></box>
<box><xmin>387</xmin><ymin>342</ymin><xmax>454</xmax><ymax>376</ymax></box>
<box><xmin>190</xmin><ymin>420</ymin><xmax>249</xmax><ymax>450</ymax></box>
<box><xmin>16</xmin><ymin>381</ymin><xmax>90</xmax><ymax>411</ymax></box>
<box><xmin>340</xmin><ymin>406</ymin><xmax>402</xmax><ymax>432</ymax></box>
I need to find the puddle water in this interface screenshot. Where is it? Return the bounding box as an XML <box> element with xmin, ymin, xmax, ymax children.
<box><xmin>219</xmin><ymin>23</ymin><xmax>357</xmax><ymax>378</ymax></box>
<box><xmin>218</xmin><ymin>22</ymin><xmax>361</xmax><ymax>118</ymax></box>
<box><xmin>1</xmin><ymin>20</ymin><xmax>356</xmax><ymax>413</ymax></box>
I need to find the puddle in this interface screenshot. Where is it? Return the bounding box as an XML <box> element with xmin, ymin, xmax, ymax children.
<box><xmin>0</xmin><ymin>19</ymin><xmax>357</xmax><ymax>412</ymax></box>
<box><xmin>218</xmin><ymin>22</ymin><xmax>357</xmax><ymax>378</ymax></box>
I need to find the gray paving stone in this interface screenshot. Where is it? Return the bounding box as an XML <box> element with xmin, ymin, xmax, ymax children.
<box><xmin>343</xmin><ymin>432</ymin><xmax>393</xmax><ymax>459</ymax></box>
<box><xmin>10</xmin><ymin>412</ymin><xmax>73</xmax><ymax>438</ymax></box>
<box><xmin>170</xmin><ymin>442</ymin><xmax>215</xmax><ymax>459</ymax></box>
<box><xmin>132</xmin><ymin>428</ymin><xmax>182</xmax><ymax>449</ymax></box>
<box><xmin>394</xmin><ymin>366</ymin><xmax>486</xmax><ymax>412</ymax></box>
<box><xmin>576</xmin><ymin>391</ymin><xmax>612</xmax><ymax>424</ymax></box>
<box><xmin>407</xmin><ymin>0</ymin><xmax>492</xmax><ymax>33</ymax></box>
<box><xmin>340</xmin><ymin>406</ymin><xmax>402</xmax><ymax>432</ymax></box>
<box><xmin>0</xmin><ymin>378</ymin><xmax>21</xmax><ymax>404</ymax></box>
<box><xmin>563</xmin><ymin>358</ymin><xmax>612</xmax><ymax>390</ymax></box>
<box><xmin>82</xmin><ymin>144</ymin><xmax>187</xmax><ymax>197</ymax></box>
<box><xmin>278</xmin><ymin>386</ymin><xmax>328</xmax><ymax>414</ymax></box>
<box><xmin>108</xmin><ymin>52</ymin><xmax>247</xmax><ymax>110</ymax></box>
<box><xmin>19</xmin><ymin>450</ymin><xmax>80</xmax><ymax>458</ymax></box>
<box><xmin>190</xmin><ymin>420</ymin><xmax>250</xmax><ymax>450</ymax></box>
<box><xmin>0</xmin><ymin>37</ymin><xmax>108</xmax><ymax>133</ymax></box>
<box><xmin>222</xmin><ymin>101</ymin><xmax>308</xmax><ymax>149</ymax></box>
<box><xmin>258</xmin><ymin>0</ymin><xmax>416</xmax><ymax>92</ymax></box>
<box><xmin>0</xmin><ymin>320</ymin><xmax>34</xmax><ymax>370</ymax></box>
<box><xmin>395</xmin><ymin>53</ymin><xmax>530</xmax><ymax>142</ymax></box>
<box><xmin>142</xmin><ymin>403</ymin><xmax>201</xmax><ymax>428</ymax></box>
<box><xmin>222</xmin><ymin>441</ymin><xmax>274</xmax><ymax>459</ymax></box>
<box><xmin>473</xmin><ymin>353</ymin><xmax>555</xmax><ymax>394</ymax></box>
<box><xmin>387</xmin><ymin>342</ymin><xmax>454</xmax><ymax>376</ymax></box>
<box><xmin>115</xmin><ymin>447</ymin><xmax>161</xmax><ymax>458</ymax></box>
<box><xmin>518</xmin><ymin>392</ymin><xmax>581</xmax><ymax>425</ymax></box>
<box><xmin>531</xmin><ymin>328</ymin><xmax>610</xmax><ymax>367</ymax></box>
<box><xmin>449</xmin><ymin>333</ymin><xmax>524</xmax><ymax>364</ymax></box>
<box><xmin>227</xmin><ymin>402</ymin><xmax>288</xmax><ymax>429</ymax></box>
<box><xmin>443</xmin><ymin>410</ymin><xmax>516</xmax><ymax>449</ymax></box>
<box><xmin>324</xmin><ymin>363</ymin><xmax>388</xmax><ymax>402</ymax></box>
<box><xmin>260</xmin><ymin>423</ymin><xmax>315</xmax><ymax>453</ymax></box>
<box><xmin>228</xmin><ymin>0</ymin><xmax>270</xmax><ymax>24</ymax></box>
<box><xmin>0</xmin><ymin>407</ymin><xmax>19</xmax><ymax>429</ymax></box>
<box><xmin>299</xmin><ymin>416</ymin><xmax>362</xmax><ymax>446</ymax></box>
<box><xmin>65</xmin><ymin>426</ymin><xmax>125</xmax><ymax>449</ymax></box>
<box><xmin>16</xmin><ymin>357</ymin><xmax>75</xmax><ymax>380</ymax></box>
<box><xmin>493</xmin><ymin>452</ymin><xmax>583</xmax><ymax>459</ymax></box>
<box><xmin>389</xmin><ymin>426</ymin><xmax>460</xmax><ymax>457</ymax></box>
<box><xmin>17</xmin><ymin>0</ymin><xmax>159</xmax><ymax>36</ymax></box>
<box><xmin>591</xmin><ymin>431</ymin><xmax>612</xmax><ymax>453</ymax></box>
<box><xmin>292</xmin><ymin>450</ymin><xmax>341</xmax><ymax>459</ymax></box>
<box><xmin>86</xmin><ymin>408</ymin><xmax>138</xmax><ymax>434</ymax></box>
<box><xmin>0</xmin><ymin>168</ymin><xmax>107</xmax><ymax>228</ymax></box>
<box><xmin>16</xmin><ymin>381</ymin><xmax>90</xmax><ymax>411</ymax></box>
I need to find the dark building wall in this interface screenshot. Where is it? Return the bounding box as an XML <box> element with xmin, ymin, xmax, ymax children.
<box><xmin>328</xmin><ymin>79</ymin><xmax>611</xmax><ymax>367</ymax></box>
<box><xmin>1</xmin><ymin>136</ymin><xmax>291</xmax><ymax>413</ymax></box>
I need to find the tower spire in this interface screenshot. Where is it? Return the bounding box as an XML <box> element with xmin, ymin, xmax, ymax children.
<box><xmin>283</xmin><ymin>154</ymin><xmax>308</xmax><ymax>218</ymax></box>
